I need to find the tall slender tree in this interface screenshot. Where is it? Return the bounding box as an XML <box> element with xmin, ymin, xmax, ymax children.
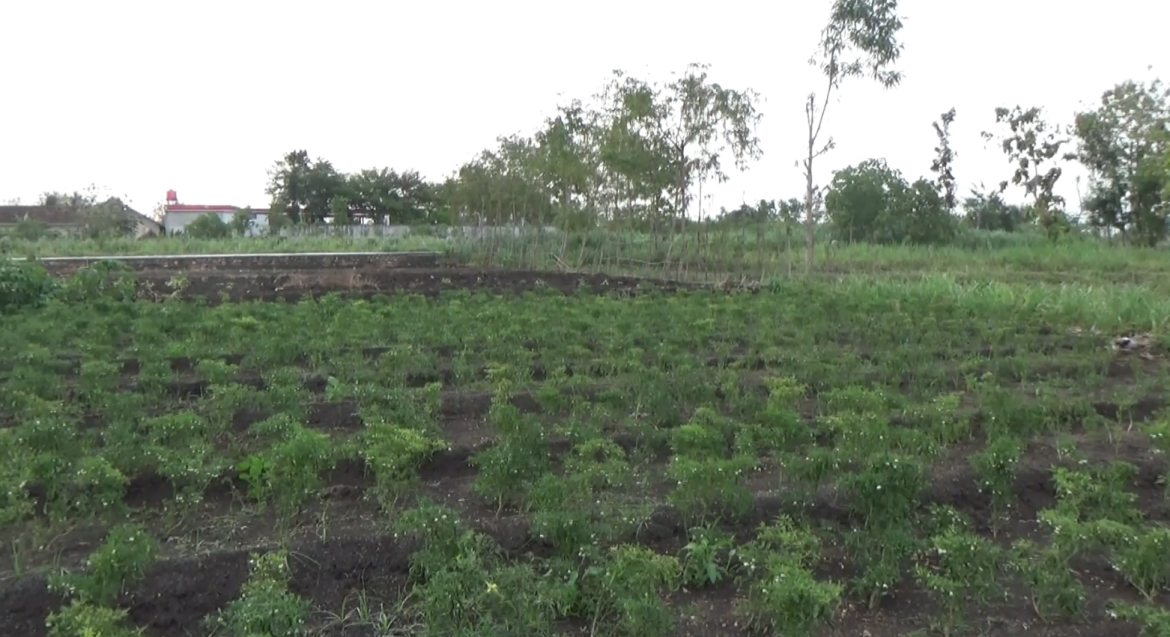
<box><xmin>802</xmin><ymin>0</ymin><xmax>906</xmax><ymax>271</ymax></box>
<box><xmin>931</xmin><ymin>109</ymin><xmax>958</xmax><ymax>215</ymax></box>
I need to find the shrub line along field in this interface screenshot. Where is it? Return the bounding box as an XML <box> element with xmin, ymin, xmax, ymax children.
<box><xmin>3</xmin><ymin>254</ymin><xmax>1170</xmax><ymax>637</ymax></box>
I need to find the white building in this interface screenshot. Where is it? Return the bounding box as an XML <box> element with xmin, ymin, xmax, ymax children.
<box><xmin>162</xmin><ymin>190</ymin><xmax>269</xmax><ymax>236</ymax></box>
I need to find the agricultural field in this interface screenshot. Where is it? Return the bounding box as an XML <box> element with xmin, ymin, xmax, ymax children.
<box><xmin>2</xmin><ymin>256</ymin><xmax>1170</xmax><ymax>637</ymax></box>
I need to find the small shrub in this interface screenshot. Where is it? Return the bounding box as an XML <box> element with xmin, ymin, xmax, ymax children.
<box><xmin>679</xmin><ymin>526</ymin><xmax>735</xmax><ymax>588</ymax></box>
<box><xmin>0</xmin><ymin>260</ymin><xmax>58</xmax><ymax>314</ymax></box>
<box><xmin>184</xmin><ymin>214</ymin><xmax>233</xmax><ymax>239</ymax></box>
<box><xmin>914</xmin><ymin>530</ymin><xmax>1005</xmax><ymax>636</ymax></box>
<box><xmin>1012</xmin><ymin>539</ymin><xmax>1086</xmax><ymax>621</ymax></box>
<box><xmin>970</xmin><ymin>434</ymin><xmax>1024</xmax><ymax>535</ymax></box>
<box><xmin>1111</xmin><ymin>524</ymin><xmax>1170</xmax><ymax>601</ymax></box>
<box><xmin>46</xmin><ymin>600</ymin><xmax>143</xmax><ymax>637</ymax></box>
<box><xmin>48</xmin><ymin>523</ymin><xmax>160</xmax><ymax>606</ymax></box>
<box><xmin>735</xmin><ymin>515</ymin><xmax>841</xmax><ymax>637</ymax></box>
<box><xmin>578</xmin><ymin>545</ymin><xmax>680</xmax><ymax>637</ymax></box>
<box><xmin>206</xmin><ymin>551</ymin><xmax>310</xmax><ymax>637</ymax></box>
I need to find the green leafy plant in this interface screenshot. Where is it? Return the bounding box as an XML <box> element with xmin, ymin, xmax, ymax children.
<box><xmin>360</xmin><ymin>420</ymin><xmax>446</xmax><ymax>508</ymax></box>
<box><xmin>1011</xmin><ymin>539</ymin><xmax>1086</xmax><ymax>621</ymax></box>
<box><xmin>471</xmin><ymin>391</ymin><xmax>550</xmax><ymax>512</ymax></box>
<box><xmin>845</xmin><ymin>524</ymin><xmax>917</xmax><ymax>610</ymax></box>
<box><xmin>46</xmin><ymin>600</ymin><xmax>143</xmax><ymax>637</ymax></box>
<box><xmin>667</xmin><ymin>409</ymin><xmax>757</xmax><ymax>522</ymax></box>
<box><xmin>49</xmin><ymin>456</ymin><xmax>129</xmax><ymax>522</ymax></box>
<box><xmin>1110</xmin><ymin>600</ymin><xmax>1170</xmax><ymax>637</ymax></box>
<box><xmin>679</xmin><ymin>525</ymin><xmax>735</xmax><ymax>588</ymax></box>
<box><xmin>1110</xmin><ymin>524</ymin><xmax>1170</xmax><ymax>601</ymax></box>
<box><xmin>0</xmin><ymin>260</ymin><xmax>59</xmax><ymax>314</ymax></box>
<box><xmin>969</xmin><ymin>434</ymin><xmax>1023</xmax><ymax>535</ymax></box>
<box><xmin>48</xmin><ymin>523</ymin><xmax>160</xmax><ymax>606</ymax></box>
<box><xmin>1052</xmin><ymin>462</ymin><xmax>1141</xmax><ymax>524</ymax></box>
<box><xmin>914</xmin><ymin>530</ymin><xmax>1005</xmax><ymax>636</ymax></box>
<box><xmin>237</xmin><ymin>424</ymin><xmax>334</xmax><ymax>517</ymax></box>
<box><xmin>577</xmin><ymin>545</ymin><xmax>680</xmax><ymax>637</ymax></box>
<box><xmin>842</xmin><ymin>452</ymin><xmax>926</xmax><ymax>529</ymax></box>
<box><xmin>394</xmin><ymin>498</ymin><xmax>477</xmax><ymax>582</ymax></box>
<box><xmin>734</xmin><ymin>515</ymin><xmax>840</xmax><ymax>636</ymax></box>
<box><xmin>206</xmin><ymin>550</ymin><xmax>311</xmax><ymax>637</ymax></box>
<box><xmin>140</xmin><ymin>411</ymin><xmax>223</xmax><ymax>509</ymax></box>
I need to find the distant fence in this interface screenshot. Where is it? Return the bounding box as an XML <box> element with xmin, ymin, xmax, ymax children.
<box><xmin>275</xmin><ymin>224</ymin><xmax>559</xmax><ymax>239</ymax></box>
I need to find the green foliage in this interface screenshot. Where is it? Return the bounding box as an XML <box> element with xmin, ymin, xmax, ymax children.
<box><xmin>138</xmin><ymin>411</ymin><xmax>223</xmax><ymax>508</ymax></box>
<box><xmin>914</xmin><ymin>530</ymin><xmax>1005</xmax><ymax>636</ymax></box>
<box><xmin>800</xmin><ymin>0</ymin><xmax>906</xmax><ymax>267</ymax></box>
<box><xmin>237</xmin><ymin>422</ymin><xmax>335</xmax><ymax>516</ymax></box>
<box><xmin>528</xmin><ymin>437</ymin><xmax>636</xmax><ymax>556</ymax></box>
<box><xmin>359</xmin><ymin>420</ymin><xmax>445</xmax><ymax>507</ymax></box>
<box><xmin>230</xmin><ymin>210</ymin><xmax>255</xmax><ymax>236</ymax></box>
<box><xmin>8</xmin><ymin>242</ymin><xmax>1170</xmax><ymax>636</ymax></box>
<box><xmin>667</xmin><ymin>408</ymin><xmax>758</xmax><ymax>521</ymax></box>
<box><xmin>13</xmin><ymin>217</ymin><xmax>51</xmax><ymax>241</ymax></box>
<box><xmin>1110</xmin><ymin>524</ymin><xmax>1170</xmax><ymax>601</ymax></box>
<box><xmin>49</xmin><ymin>455</ymin><xmax>128</xmax><ymax>521</ymax></box>
<box><xmin>57</xmin><ymin>261</ymin><xmax>138</xmax><ymax>305</ymax></box>
<box><xmin>969</xmin><ymin>434</ymin><xmax>1024</xmax><ymax>534</ymax></box>
<box><xmin>80</xmin><ymin>198</ymin><xmax>139</xmax><ymax>239</ymax></box>
<box><xmin>930</xmin><ymin>108</ymin><xmax>958</xmax><ymax>213</ymax></box>
<box><xmin>679</xmin><ymin>525</ymin><xmax>735</xmax><ymax>588</ymax></box>
<box><xmin>0</xmin><ymin>260</ymin><xmax>59</xmax><ymax>313</ymax></box>
<box><xmin>981</xmin><ymin>105</ymin><xmax>1071</xmax><ymax>238</ymax></box>
<box><xmin>1111</xmin><ymin>600</ymin><xmax>1170</xmax><ymax>637</ymax></box>
<box><xmin>184</xmin><ymin>213</ymin><xmax>233</xmax><ymax>239</ymax></box>
<box><xmin>1011</xmin><ymin>539</ymin><xmax>1086</xmax><ymax>621</ymax></box>
<box><xmin>48</xmin><ymin>523</ymin><xmax>160</xmax><ymax>606</ymax></box>
<box><xmin>577</xmin><ymin>545</ymin><xmax>680</xmax><ymax>637</ymax></box>
<box><xmin>735</xmin><ymin>516</ymin><xmax>841</xmax><ymax>636</ymax></box>
<box><xmin>267</xmin><ymin>150</ymin><xmax>439</xmax><ymax>225</ymax></box>
<box><xmin>963</xmin><ymin>186</ymin><xmax>1026</xmax><ymax>231</ymax></box>
<box><xmin>842</xmin><ymin>452</ymin><xmax>925</xmax><ymax>528</ymax></box>
<box><xmin>471</xmin><ymin>389</ymin><xmax>551</xmax><ymax>512</ymax></box>
<box><xmin>1073</xmin><ymin>78</ymin><xmax>1170</xmax><ymax>245</ymax></box>
<box><xmin>826</xmin><ymin>159</ymin><xmax>956</xmax><ymax>245</ymax></box>
<box><xmin>446</xmin><ymin>64</ymin><xmax>761</xmax><ymax>227</ymax></box>
<box><xmin>206</xmin><ymin>550</ymin><xmax>311</xmax><ymax>637</ymax></box>
<box><xmin>46</xmin><ymin>600</ymin><xmax>143</xmax><ymax>637</ymax></box>
<box><xmin>1051</xmin><ymin>462</ymin><xmax>1141</xmax><ymax>524</ymax></box>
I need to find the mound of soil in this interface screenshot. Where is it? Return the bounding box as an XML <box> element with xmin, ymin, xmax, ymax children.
<box><xmin>36</xmin><ymin>251</ymin><xmax>444</xmax><ymax>275</ymax></box>
<box><xmin>137</xmin><ymin>268</ymin><xmax>706</xmax><ymax>302</ymax></box>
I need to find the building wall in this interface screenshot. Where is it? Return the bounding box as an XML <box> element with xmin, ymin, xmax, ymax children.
<box><xmin>163</xmin><ymin>211</ymin><xmax>210</xmax><ymax>234</ymax></box>
<box><xmin>134</xmin><ymin>218</ymin><xmax>163</xmax><ymax>238</ymax></box>
<box><xmin>164</xmin><ymin>211</ymin><xmax>268</xmax><ymax>236</ymax></box>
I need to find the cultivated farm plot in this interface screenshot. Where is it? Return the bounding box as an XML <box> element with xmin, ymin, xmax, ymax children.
<box><xmin>2</xmin><ymin>269</ymin><xmax>1170</xmax><ymax>637</ymax></box>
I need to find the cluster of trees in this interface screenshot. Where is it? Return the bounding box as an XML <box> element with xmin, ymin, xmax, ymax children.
<box><xmin>441</xmin><ymin>63</ymin><xmax>763</xmax><ymax>229</ymax></box>
<box><xmin>257</xmin><ymin>0</ymin><xmax>1168</xmax><ymax>253</ymax></box>
<box><xmin>712</xmin><ymin>78</ymin><xmax>1170</xmax><ymax>248</ymax></box>
<box><xmin>1073</xmin><ymin>78</ymin><xmax>1170</xmax><ymax>246</ymax></box>
<box><xmin>265</xmin><ymin>151</ymin><xmax>441</xmax><ymax>225</ymax></box>
<box><xmin>266</xmin><ymin>62</ymin><xmax>766</xmax><ymax>230</ymax></box>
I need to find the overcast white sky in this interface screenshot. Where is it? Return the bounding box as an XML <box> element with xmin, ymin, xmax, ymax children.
<box><xmin>2</xmin><ymin>0</ymin><xmax>1166</xmax><ymax>218</ymax></box>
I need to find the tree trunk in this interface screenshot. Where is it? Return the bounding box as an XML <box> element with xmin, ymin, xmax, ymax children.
<box><xmin>804</xmin><ymin>95</ymin><xmax>817</xmax><ymax>273</ymax></box>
